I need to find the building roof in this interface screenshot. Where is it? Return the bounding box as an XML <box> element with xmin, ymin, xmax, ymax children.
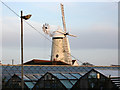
<box><xmin>94</xmin><ymin>68</ymin><xmax>120</xmax><ymax>89</ymax></box>
<box><xmin>5</xmin><ymin>74</ymin><xmax>39</xmax><ymax>89</ymax></box>
<box><xmin>23</xmin><ymin>59</ymin><xmax>69</xmax><ymax>65</ymax></box>
<box><xmin>71</xmin><ymin>68</ymin><xmax>120</xmax><ymax>90</ymax></box>
<box><xmin>5</xmin><ymin>69</ymin><xmax>120</xmax><ymax>89</ymax></box>
<box><xmin>6</xmin><ymin>72</ymin><xmax>83</xmax><ymax>89</ymax></box>
<box><xmin>2</xmin><ymin>65</ymin><xmax>120</xmax><ymax>83</ymax></box>
<box><xmin>33</xmin><ymin>72</ymin><xmax>83</xmax><ymax>89</ymax></box>
<box><xmin>51</xmin><ymin>72</ymin><xmax>82</xmax><ymax>88</ymax></box>
<box><xmin>3</xmin><ymin>65</ymin><xmax>120</xmax><ymax>89</ymax></box>
<box><xmin>94</xmin><ymin>69</ymin><xmax>119</xmax><ymax>77</ymax></box>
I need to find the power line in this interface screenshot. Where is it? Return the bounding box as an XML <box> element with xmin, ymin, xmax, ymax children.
<box><xmin>0</xmin><ymin>1</ymin><xmax>88</xmax><ymax>69</ymax></box>
<box><xmin>1</xmin><ymin>0</ymin><xmax>20</xmax><ymax>17</ymax></box>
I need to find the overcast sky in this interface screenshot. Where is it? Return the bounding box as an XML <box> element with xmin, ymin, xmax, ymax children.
<box><xmin>0</xmin><ymin>1</ymin><xmax>118</xmax><ymax>65</ymax></box>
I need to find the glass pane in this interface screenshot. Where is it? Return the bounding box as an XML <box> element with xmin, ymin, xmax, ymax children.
<box><xmin>33</xmin><ymin>74</ymin><xmax>42</xmax><ymax>79</ymax></box>
<box><xmin>25</xmin><ymin>74</ymin><xmax>38</xmax><ymax>81</ymax></box>
<box><xmin>3</xmin><ymin>75</ymin><xmax>11</xmax><ymax>82</ymax></box>
<box><xmin>70</xmin><ymin>73</ymin><xmax>82</xmax><ymax>79</ymax></box>
<box><xmin>60</xmin><ymin>80</ymin><xmax>72</xmax><ymax>88</ymax></box>
<box><xmin>53</xmin><ymin>73</ymin><xmax>67</xmax><ymax>79</ymax></box>
<box><xmin>70</xmin><ymin>80</ymin><xmax>77</xmax><ymax>85</ymax></box>
<box><xmin>62</xmin><ymin>73</ymin><xmax>76</xmax><ymax>79</ymax></box>
<box><xmin>11</xmin><ymin>66</ymin><xmax>18</xmax><ymax>71</ymax></box>
<box><xmin>18</xmin><ymin>75</ymin><xmax>30</xmax><ymax>81</ymax></box>
<box><xmin>88</xmin><ymin>71</ymin><xmax>97</xmax><ymax>78</ymax></box>
<box><xmin>96</xmin><ymin>69</ymin><xmax>119</xmax><ymax>77</ymax></box>
<box><xmin>25</xmin><ymin>82</ymin><xmax>35</xmax><ymax>88</ymax></box>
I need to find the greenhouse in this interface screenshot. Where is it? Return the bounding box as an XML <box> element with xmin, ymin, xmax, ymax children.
<box><xmin>2</xmin><ymin>65</ymin><xmax>120</xmax><ymax>89</ymax></box>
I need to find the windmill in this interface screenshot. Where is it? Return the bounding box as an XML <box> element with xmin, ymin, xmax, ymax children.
<box><xmin>42</xmin><ymin>3</ymin><xmax>77</xmax><ymax>65</ymax></box>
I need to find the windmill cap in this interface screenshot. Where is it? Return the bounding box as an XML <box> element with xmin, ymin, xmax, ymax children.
<box><xmin>53</xmin><ymin>29</ymin><xmax>65</xmax><ymax>37</ymax></box>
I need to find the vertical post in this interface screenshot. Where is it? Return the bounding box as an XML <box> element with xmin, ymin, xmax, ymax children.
<box><xmin>21</xmin><ymin>11</ymin><xmax>24</xmax><ymax>90</ymax></box>
<box><xmin>12</xmin><ymin>59</ymin><xmax>14</xmax><ymax>65</ymax></box>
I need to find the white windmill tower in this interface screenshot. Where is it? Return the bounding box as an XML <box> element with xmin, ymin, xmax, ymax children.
<box><xmin>42</xmin><ymin>4</ymin><xmax>78</xmax><ymax>65</ymax></box>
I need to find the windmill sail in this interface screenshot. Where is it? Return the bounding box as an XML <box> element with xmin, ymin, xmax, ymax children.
<box><xmin>42</xmin><ymin>23</ymin><xmax>53</xmax><ymax>37</ymax></box>
<box><xmin>60</xmin><ymin>3</ymin><xmax>67</xmax><ymax>33</ymax></box>
<box><xmin>63</xmin><ymin>37</ymin><xmax>72</xmax><ymax>64</ymax></box>
<box><xmin>60</xmin><ymin>3</ymin><xmax>72</xmax><ymax>65</ymax></box>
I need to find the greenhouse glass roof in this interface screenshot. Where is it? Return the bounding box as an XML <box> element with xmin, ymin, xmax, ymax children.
<box><xmin>2</xmin><ymin>65</ymin><xmax>120</xmax><ymax>82</ymax></box>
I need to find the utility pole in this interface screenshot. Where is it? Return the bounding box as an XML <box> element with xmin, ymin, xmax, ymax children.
<box><xmin>21</xmin><ymin>10</ymin><xmax>24</xmax><ymax>90</ymax></box>
<box><xmin>12</xmin><ymin>59</ymin><xmax>14</xmax><ymax>65</ymax></box>
<box><xmin>21</xmin><ymin>11</ymin><xmax>31</xmax><ymax>90</ymax></box>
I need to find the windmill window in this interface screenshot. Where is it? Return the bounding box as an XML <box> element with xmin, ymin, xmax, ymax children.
<box><xmin>56</xmin><ymin>54</ymin><xmax>59</xmax><ymax>58</ymax></box>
